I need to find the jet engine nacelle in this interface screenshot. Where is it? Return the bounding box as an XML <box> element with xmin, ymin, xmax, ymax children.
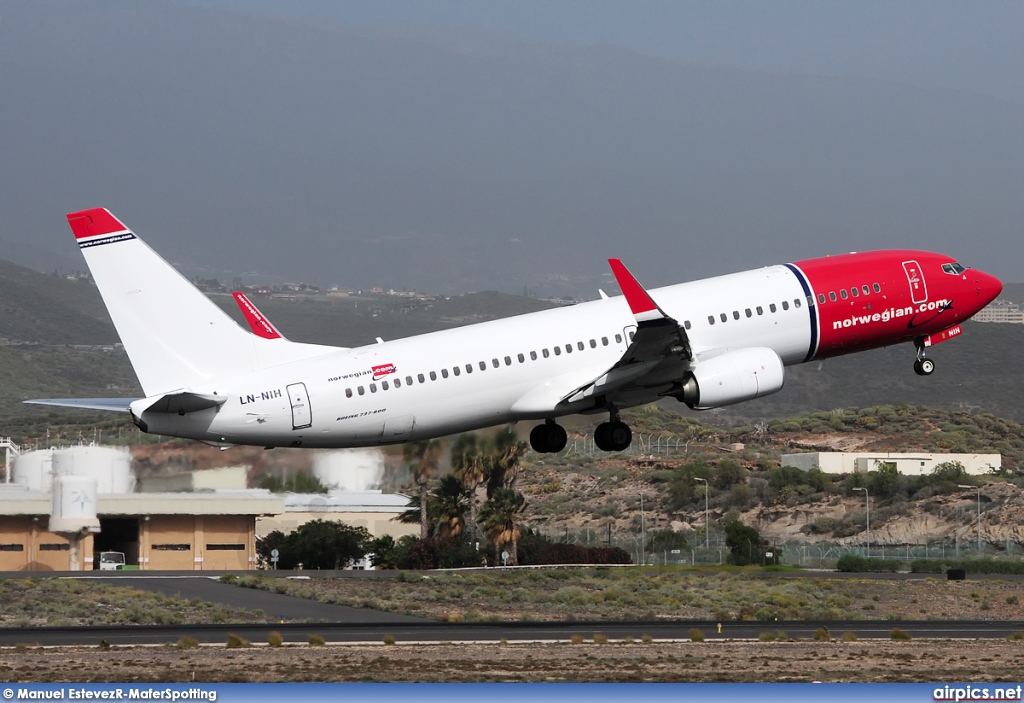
<box><xmin>669</xmin><ymin>347</ymin><xmax>785</xmax><ymax>410</ymax></box>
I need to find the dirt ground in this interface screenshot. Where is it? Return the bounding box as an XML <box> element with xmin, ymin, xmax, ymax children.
<box><xmin>2</xmin><ymin>640</ymin><xmax>1024</xmax><ymax>683</ymax></box>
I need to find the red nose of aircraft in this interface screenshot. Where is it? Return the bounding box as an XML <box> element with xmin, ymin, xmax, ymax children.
<box><xmin>973</xmin><ymin>269</ymin><xmax>1003</xmax><ymax>307</ymax></box>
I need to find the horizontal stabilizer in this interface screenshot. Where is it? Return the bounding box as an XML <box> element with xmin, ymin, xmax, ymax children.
<box><xmin>24</xmin><ymin>398</ymin><xmax>139</xmax><ymax>412</ymax></box>
<box><xmin>136</xmin><ymin>392</ymin><xmax>228</xmax><ymax>415</ymax></box>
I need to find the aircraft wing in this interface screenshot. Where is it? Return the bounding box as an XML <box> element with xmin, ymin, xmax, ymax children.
<box><xmin>24</xmin><ymin>398</ymin><xmax>140</xmax><ymax>412</ymax></box>
<box><xmin>560</xmin><ymin>259</ymin><xmax>692</xmax><ymax>405</ymax></box>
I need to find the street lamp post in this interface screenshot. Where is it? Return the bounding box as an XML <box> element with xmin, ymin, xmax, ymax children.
<box><xmin>640</xmin><ymin>492</ymin><xmax>645</xmax><ymax>566</ymax></box>
<box><xmin>695</xmin><ymin>477</ymin><xmax>709</xmax><ymax>550</ymax></box>
<box><xmin>853</xmin><ymin>487</ymin><xmax>869</xmax><ymax>557</ymax></box>
<box><xmin>958</xmin><ymin>484</ymin><xmax>982</xmax><ymax>553</ymax></box>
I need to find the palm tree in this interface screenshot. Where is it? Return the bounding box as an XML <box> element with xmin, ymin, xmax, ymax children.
<box><xmin>403</xmin><ymin>439</ymin><xmax>443</xmax><ymax>538</ymax></box>
<box><xmin>451</xmin><ymin>434</ymin><xmax>486</xmax><ymax>543</ymax></box>
<box><xmin>479</xmin><ymin>487</ymin><xmax>527</xmax><ymax>566</ymax></box>
<box><xmin>432</xmin><ymin>474</ymin><xmax>470</xmax><ymax>538</ymax></box>
<box><xmin>486</xmin><ymin>429</ymin><xmax>529</xmax><ymax>496</ymax></box>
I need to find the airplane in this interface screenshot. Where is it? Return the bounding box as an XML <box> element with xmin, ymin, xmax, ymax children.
<box><xmin>27</xmin><ymin>208</ymin><xmax>1002</xmax><ymax>454</ymax></box>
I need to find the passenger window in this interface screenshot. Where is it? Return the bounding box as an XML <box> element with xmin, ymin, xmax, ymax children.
<box><xmin>629</xmin><ymin>331</ymin><xmax>635</xmax><ymax>341</ymax></box>
<box><xmin>565</xmin><ymin>344</ymin><xmax>572</xmax><ymax>354</ymax></box>
<box><xmin>708</xmin><ymin>316</ymin><xmax>715</xmax><ymax>325</ymax></box>
<box><xmin>417</xmin><ymin>374</ymin><xmax>424</xmax><ymax>383</ymax></box>
<box><xmin>504</xmin><ymin>356</ymin><xmax>512</xmax><ymax>366</ymax></box>
<box><xmin>345</xmin><ymin>388</ymin><xmax>353</xmax><ymax>398</ymax></box>
<box><xmin>745</xmin><ymin>309</ymin><xmax>752</xmax><ymax>318</ymax></box>
<box><xmin>554</xmin><ymin>347</ymin><xmax>561</xmax><ymax>356</ymax></box>
<box><xmin>392</xmin><ymin>379</ymin><xmax>400</xmax><ymax>388</ymax></box>
<box><xmin>589</xmin><ymin>339</ymin><xmax>596</xmax><ymax>348</ymax></box>
<box><xmin>601</xmin><ymin>336</ymin><xmax>609</xmax><ymax>345</ymax></box>
<box><xmin>829</xmin><ymin>291</ymin><xmax>837</xmax><ymax>302</ymax></box>
<box><xmin>518</xmin><ymin>353</ymin><xmax>525</xmax><ymax>363</ymax></box>
<box><xmin>382</xmin><ymin>380</ymin><xmax>389</xmax><ymax>390</ymax></box>
<box><xmin>578</xmin><ymin>341</ymin><xmax>585</xmax><ymax>351</ymax></box>
<box><xmin>818</xmin><ymin>293</ymin><xmax>826</xmax><ymax>304</ymax></box>
<box><xmin>732</xmin><ymin>311</ymin><xmax>740</xmax><ymax>320</ymax></box>
<box><xmin>358</xmin><ymin>386</ymin><xmax>365</xmax><ymax>395</ymax></box>
<box><xmin>615</xmin><ymin>334</ymin><xmax>622</xmax><ymax>343</ymax></box>
<box><xmin>840</xmin><ymin>289</ymin><xmax>848</xmax><ymax>300</ymax></box>
<box><xmin>782</xmin><ymin>300</ymin><xmax>789</xmax><ymax>311</ymax></box>
<box><xmin>406</xmin><ymin>376</ymin><xmax>413</xmax><ymax>385</ymax></box>
<box><xmin>794</xmin><ymin>298</ymin><xmax>802</xmax><ymax>308</ymax></box>
<box><xmin>807</xmin><ymin>296</ymin><xmax>814</xmax><ymax>307</ymax></box>
<box><xmin>770</xmin><ymin>303</ymin><xmax>777</xmax><ymax>313</ymax></box>
<box><xmin>466</xmin><ymin>364</ymin><xmax>473</xmax><ymax>373</ymax></box>
<box><xmin>531</xmin><ymin>351</ymin><xmax>538</xmax><ymax>360</ymax></box>
<box><xmin>862</xmin><ymin>285</ymin><xmax>870</xmax><ymax>295</ymax></box>
<box><xmin>873</xmin><ymin>283</ymin><xmax>880</xmax><ymax>293</ymax></box>
<box><xmin>428</xmin><ymin>372</ymin><xmax>435</xmax><ymax>381</ymax></box>
<box><xmin>542</xmin><ymin>349</ymin><xmax>550</xmax><ymax>358</ymax></box>
<box><xmin>850</xmin><ymin>287</ymin><xmax>859</xmax><ymax>298</ymax></box>
<box><xmin>683</xmin><ymin>321</ymin><xmax>691</xmax><ymax>330</ymax></box>
<box><xmin>756</xmin><ymin>306</ymin><xmax>763</xmax><ymax>315</ymax></box>
<box><xmin>370</xmin><ymin>383</ymin><xmax>377</xmax><ymax>393</ymax></box>
<box><xmin>453</xmin><ymin>367</ymin><xmax>460</xmax><ymax>376</ymax></box>
<box><xmin>442</xmin><ymin>369</ymin><xmax>449</xmax><ymax>378</ymax></box>
<box><xmin>720</xmin><ymin>313</ymin><xmax>728</xmax><ymax>323</ymax></box>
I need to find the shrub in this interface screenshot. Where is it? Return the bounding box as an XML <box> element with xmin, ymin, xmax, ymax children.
<box><xmin>890</xmin><ymin>629</ymin><xmax>912</xmax><ymax>641</ymax></box>
<box><xmin>841</xmin><ymin>632</ymin><xmax>858</xmax><ymax>642</ymax></box>
<box><xmin>689</xmin><ymin>628</ymin><xmax>705</xmax><ymax>642</ymax></box>
<box><xmin>641</xmin><ymin>634</ymin><xmax>653</xmax><ymax>644</ymax></box>
<box><xmin>836</xmin><ymin>555</ymin><xmax>901</xmax><ymax>573</ymax></box>
<box><xmin>593</xmin><ymin>633</ymin><xmax>608</xmax><ymax>644</ymax></box>
<box><xmin>177</xmin><ymin>636</ymin><xmax>199</xmax><ymax>649</ymax></box>
<box><xmin>759</xmin><ymin>632</ymin><xmax>777</xmax><ymax>641</ymax></box>
<box><xmin>98</xmin><ymin>639</ymin><xmax>110</xmax><ymax>649</ymax></box>
<box><xmin>218</xmin><ymin>573</ymin><xmax>238</xmax><ymax>584</ymax></box>
<box><xmin>1008</xmin><ymin>596</ymin><xmax>1019</xmax><ymax>605</ymax></box>
<box><xmin>813</xmin><ymin>628</ymin><xmax>831</xmax><ymax>641</ymax></box>
<box><xmin>570</xmin><ymin>634</ymin><xmax>584</xmax><ymax>644</ymax></box>
<box><xmin>267</xmin><ymin>631</ymin><xmax>283</xmax><ymax>647</ymax></box>
<box><xmin>1006</xmin><ymin>632</ymin><xmax>1024</xmax><ymax>641</ymax></box>
<box><xmin>226</xmin><ymin>633</ymin><xmax>250</xmax><ymax>648</ymax></box>
<box><xmin>308</xmin><ymin>634</ymin><xmax>326</xmax><ymax>646</ymax></box>
<box><xmin>382</xmin><ymin>634</ymin><xmax>396</xmax><ymax>646</ymax></box>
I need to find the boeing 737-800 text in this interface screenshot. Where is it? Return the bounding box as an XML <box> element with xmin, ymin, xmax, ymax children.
<box><xmin>27</xmin><ymin>208</ymin><xmax>1002</xmax><ymax>453</ymax></box>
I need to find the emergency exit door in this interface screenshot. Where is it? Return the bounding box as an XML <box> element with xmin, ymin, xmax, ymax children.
<box><xmin>286</xmin><ymin>383</ymin><xmax>312</xmax><ymax>430</ymax></box>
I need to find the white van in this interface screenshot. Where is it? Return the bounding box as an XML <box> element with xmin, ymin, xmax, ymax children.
<box><xmin>98</xmin><ymin>551</ymin><xmax>126</xmax><ymax>570</ymax></box>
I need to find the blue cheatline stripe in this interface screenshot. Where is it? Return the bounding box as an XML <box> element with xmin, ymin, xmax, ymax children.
<box><xmin>78</xmin><ymin>232</ymin><xmax>136</xmax><ymax>249</ymax></box>
<box><xmin>784</xmin><ymin>262</ymin><xmax>818</xmax><ymax>363</ymax></box>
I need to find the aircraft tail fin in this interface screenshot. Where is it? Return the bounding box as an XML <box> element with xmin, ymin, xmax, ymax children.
<box><xmin>67</xmin><ymin>208</ymin><xmax>332</xmax><ymax>396</ymax></box>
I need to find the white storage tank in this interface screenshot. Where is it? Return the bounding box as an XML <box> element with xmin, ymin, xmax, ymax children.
<box><xmin>52</xmin><ymin>446</ymin><xmax>135</xmax><ymax>494</ymax></box>
<box><xmin>49</xmin><ymin>474</ymin><xmax>100</xmax><ymax>534</ymax></box>
<box><xmin>12</xmin><ymin>449</ymin><xmax>54</xmax><ymax>492</ymax></box>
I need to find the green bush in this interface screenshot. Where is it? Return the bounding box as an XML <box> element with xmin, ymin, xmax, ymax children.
<box><xmin>813</xmin><ymin>627</ymin><xmax>831</xmax><ymax>641</ymax></box>
<box><xmin>382</xmin><ymin>634</ymin><xmax>396</xmax><ymax>646</ymax></box>
<box><xmin>910</xmin><ymin>558</ymin><xmax>1024</xmax><ymax>575</ymax></box>
<box><xmin>689</xmin><ymin>628</ymin><xmax>705</xmax><ymax>642</ymax></box>
<box><xmin>267</xmin><ymin>631</ymin><xmax>283</xmax><ymax>647</ymax></box>
<box><xmin>226</xmin><ymin>633</ymin><xmax>250</xmax><ymax>648</ymax></box>
<box><xmin>308</xmin><ymin>634</ymin><xmax>326</xmax><ymax>646</ymax></box>
<box><xmin>836</xmin><ymin>555</ymin><xmax>902</xmax><ymax>573</ymax></box>
<box><xmin>890</xmin><ymin>628</ymin><xmax>912</xmax><ymax>641</ymax></box>
<box><xmin>177</xmin><ymin>636</ymin><xmax>199</xmax><ymax>649</ymax></box>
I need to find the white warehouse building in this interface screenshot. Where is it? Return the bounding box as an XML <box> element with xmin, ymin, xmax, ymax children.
<box><xmin>781</xmin><ymin>452</ymin><xmax>1000</xmax><ymax>476</ymax></box>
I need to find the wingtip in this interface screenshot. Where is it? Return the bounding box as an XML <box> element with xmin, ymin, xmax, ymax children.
<box><xmin>66</xmin><ymin>208</ymin><xmax>129</xmax><ymax>239</ymax></box>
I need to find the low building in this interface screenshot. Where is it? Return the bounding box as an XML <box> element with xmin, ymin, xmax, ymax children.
<box><xmin>256</xmin><ymin>490</ymin><xmax>415</xmax><ymax>540</ymax></box>
<box><xmin>0</xmin><ymin>486</ymin><xmax>283</xmax><ymax>571</ymax></box>
<box><xmin>973</xmin><ymin>299</ymin><xmax>1024</xmax><ymax>323</ymax></box>
<box><xmin>781</xmin><ymin>452</ymin><xmax>1000</xmax><ymax>476</ymax></box>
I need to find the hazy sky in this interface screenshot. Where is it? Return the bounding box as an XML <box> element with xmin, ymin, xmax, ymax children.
<box><xmin>190</xmin><ymin>0</ymin><xmax>1024</xmax><ymax>105</ymax></box>
<box><xmin>2</xmin><ymin>1</ymin><xmax>1022</xmax><ymax>294</ymax></box>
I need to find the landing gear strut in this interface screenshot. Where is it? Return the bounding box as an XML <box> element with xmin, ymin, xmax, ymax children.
<box><xmin>594</xmin><ymin>408</ymin><xmax>632</xmax><ymax>452</ymax></box>
<box><xmin>530</xmin><ymin>420</ymin><xmax>567</xmax><ymax>453</ymax></box>
<box><xmin>913</xmin><ymin>341</ymin><xmax>936</xmax><ymax>376</ymax></box>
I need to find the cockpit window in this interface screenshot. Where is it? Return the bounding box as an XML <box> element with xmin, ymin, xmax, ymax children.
<box><xmin>942</xmin><ymin>262</ymin><xmax>966</xmax><ymax>275</ymax></box>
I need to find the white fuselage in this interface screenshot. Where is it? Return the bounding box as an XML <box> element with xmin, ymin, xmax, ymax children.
<box><xmin>140</xmin><ymin>266</ymin><xmax>811</xmax><ymax>447</ymax></box>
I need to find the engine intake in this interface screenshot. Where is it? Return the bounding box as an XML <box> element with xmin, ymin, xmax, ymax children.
<box><xmin>669</xmin><ymin>347</ymin><xmax>785</xmax><ymax>409</ymax></box>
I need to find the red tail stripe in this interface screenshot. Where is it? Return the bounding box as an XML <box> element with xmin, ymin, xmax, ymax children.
<box><xmin>608</xmin><ymin>258</ymin><xmax>657</xmax><ymax>314</ymax></box>
<box><xmin>66</xmin><ymin>208</ymin><xmax>128</xmax><ymax>239</ymax></box>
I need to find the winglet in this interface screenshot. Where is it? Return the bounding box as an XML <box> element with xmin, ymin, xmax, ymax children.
<box><xmin>67</xmin><ymin>208</ymin><xmax>130</xmax><ymax>239</ymax></box>
<box><xmin>608</xmin><ymin>259</ymin><xmax>665</xmax><ymax>322</ymax></box>
<box><xmin>232</xmin><ymin>292</ymin><xmax>283</xmax><ymax>340</ymax></box>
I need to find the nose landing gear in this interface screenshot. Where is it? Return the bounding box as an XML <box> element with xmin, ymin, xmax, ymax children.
<box><xmin>913</xmin><ymin>340</ymin><xmax>935</xmax><ymax>376</ymax></box>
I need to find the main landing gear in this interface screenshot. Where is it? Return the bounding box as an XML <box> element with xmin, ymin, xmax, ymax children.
<box><xmin>594</xmin><ymin>417</ymin><xmax>632</xmax><ymax>452</ymax></box>
<box><xmin>913</xmin><ymin>341</ymin><xmax>936</xmax><ymax>377</ymax></box>
<box><xmin>530</xmin><ymin>420</ymin><xmax>567</xmax><ymax>453</ymax></box>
